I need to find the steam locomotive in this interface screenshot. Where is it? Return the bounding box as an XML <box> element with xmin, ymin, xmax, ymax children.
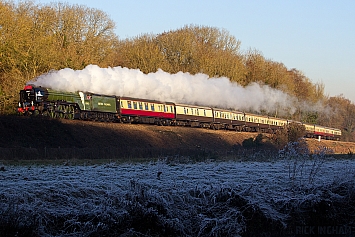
<box><xmin>18</xmin><ymin>84</ymin><xmax>342</xmax><ymax>140</ymax></box>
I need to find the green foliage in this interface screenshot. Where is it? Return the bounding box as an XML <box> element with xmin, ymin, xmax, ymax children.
<box><xmin>302</xmin><ymin>112</ymin><xmax>318</xmax><ymax>124</ymax></box>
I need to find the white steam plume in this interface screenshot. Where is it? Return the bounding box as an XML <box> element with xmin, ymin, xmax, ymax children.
<box><xmin>29</xmin><ymin>64</ymin><xmax>298</xmax><ymax>114</ymax></box>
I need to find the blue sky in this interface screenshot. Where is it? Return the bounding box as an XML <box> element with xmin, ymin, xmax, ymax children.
<box><xmin>35</xmin><ymin>0</ymin><xmax>355</xmax><ymax>103</ymax></box>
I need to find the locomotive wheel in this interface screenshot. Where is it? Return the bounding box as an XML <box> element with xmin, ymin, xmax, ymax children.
<box><xmin>49</xmin><ymin>110</ymin><xmax>55</xmax><ymax>118</ymax></box>
<box><xmin>56</xmin><ymin>105</ymin><xmax>64</xmax><ymax>118</ymax></box>
<box><xmin>41</xmin><ymin>110</ymin><xmax>49</xmax><ymax>117</ymax></box>
<box><xmin>66</xmin><ymin>105</ymin><xmax>75</xmax><ymax>120</ymax></box>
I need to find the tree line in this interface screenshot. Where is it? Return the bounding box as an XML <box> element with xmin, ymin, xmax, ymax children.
<box><xmin>1</xmin><ymin>0</ymin><xmax>354</xmax><ymax>141</ymax></box>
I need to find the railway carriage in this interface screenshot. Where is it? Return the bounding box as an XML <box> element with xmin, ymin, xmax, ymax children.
<box><xmin>174</xmin><ymin>104</ymin><xmax>213</xmax><ymax>127</ymax></box>
<box><xmin>312</xmin><ymin>124</ymin><xmax>341</xmax><ymax>140</ymax></box>
<box><xmin>212</xmin><ymin>108</ymin><xmax>234</xmax><ymax>129</ymax></box>
<box><xmin>119</xmin><ymin>97</ymin><xmax>175</xmax><ymax>125</ymax></box>
<box><xmin>244</xmin><ymin>113</ymin><xmax>257</xmax><ymax>132</ymax></box>
<box><xmin>333</xmin><ymin>128</ymin><xmax>342</xmax><ymax>140</ymax></box>
<box><xmin>230</xmin><ymin>110</ymin><xmax>246</xmax><ymax>131</ymax></box>
<box><xmin>304</xmin><ymin>123</ymin><xmax>315</xmax><ymax>138</ymax></box>
<box><xmin>303</xmin><ymin>123</ymin><xmax>341</xmax><ymax>140</ymax></box>
<box><xmin>267</xmin><ymin>117</ymin><xmax>288</xmax><ymax>132</ymax></box>
<box><xmin>314</xmin><ymin>125</ymin><xmax>336</xmax><ymax>140</ymax></box>
<box><xmin>244</xmin><ymin>113</ymin><xmax>273</xmax><ymax>132</ymax></box>
<box><xmin>253</xmin><ymin>114</ymin><xmax>272</xmax><ymax>133</ymax></box>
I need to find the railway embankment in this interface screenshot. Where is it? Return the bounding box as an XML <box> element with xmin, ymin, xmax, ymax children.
<box><xmin>0</xmin><ymin>115</ymin><xmax>354</xmax><ymax>160</ymax></box>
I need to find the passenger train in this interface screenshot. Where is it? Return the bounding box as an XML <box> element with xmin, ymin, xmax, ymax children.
<box><xmin>17</xmin><ymin>85</ymin><xmax>342</xmax><ymax>140</ymax></box>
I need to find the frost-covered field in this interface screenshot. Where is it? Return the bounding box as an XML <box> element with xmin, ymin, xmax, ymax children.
<box><xmin>1</xmin><ymin>157</ymin><xmax>355</xmax><ymax>237</ymax></box>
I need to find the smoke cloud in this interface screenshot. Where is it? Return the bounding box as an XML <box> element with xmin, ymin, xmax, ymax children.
<box><xmin>30</xmin><ymin>64</ymin><xmax>298</xmax><ymax>114</ymax></box>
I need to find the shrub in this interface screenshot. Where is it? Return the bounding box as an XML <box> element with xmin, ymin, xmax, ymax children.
<box><xmin>272</xmin><ymin>123</ymin><xmax>306</xmax><ymax>149</ymax></box>
<box><xmin>242</xmin><ymin>133</ymin><xmax>264</xmax><ymax>148</ymax></box>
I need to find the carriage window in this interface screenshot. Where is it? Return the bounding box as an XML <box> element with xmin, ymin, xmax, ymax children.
<box><xmin>139</xmin><ymin>102</ymin><xmax>143</xmax><ymax>110</ymax></box>
<box><xmin>170</xmin><ymin>106</ymin><xmax>173</xmax><ymax>113</ymax></box>
<box><xmin>151</xmin><ymin>104</ymin><xmax>155</xmax><ymax>111</ymax></box>
<box><xmin>120</xmin><ymin>101</ymin><xmax>123</xmax><ymax>108</ymax></box>
<box><xmin>204</xmin><ymin>110</ymin><xmax>206</xmax><ymax>116</ymax></box>
<box><xmin>184</xmin><ymin>108</ymin><xmax>186</xmax><ymax>114</ymax></box>
<box><xmin>145</xmin><ymin>103</ymin><xmax>149</xmax><ymax>110</ymax></box>
<box><xmin>133</xmin><ymin>102</ymin><xmax>137</xmax><ymax>109</ymax></box>
<box><xmin>127</xmin><ymin>101</ymin><xmax>132</xmax><ymax>109</ymax></box>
